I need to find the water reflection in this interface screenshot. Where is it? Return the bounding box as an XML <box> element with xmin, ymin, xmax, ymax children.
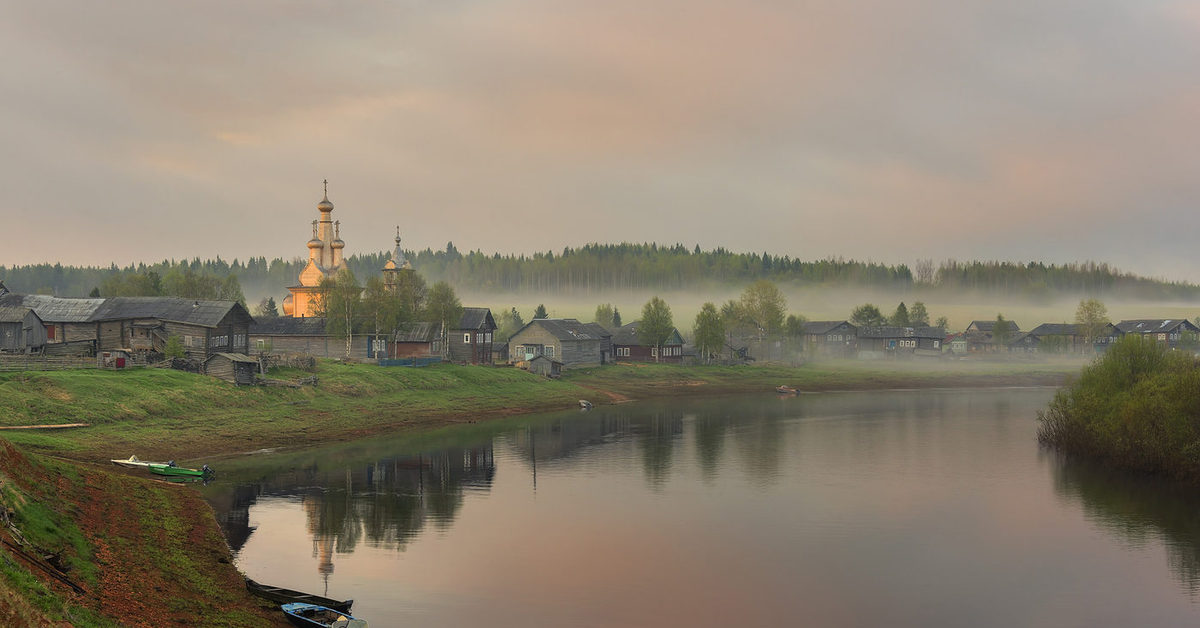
<box><xmin>1051</xmin><ymin>454</ymin><xmax>1200</xmax><ymax>593</ymax></box>
<box><xmin>203</xmin><ymin>389</ymin><xmax>1200</xmax><ymax>627</ymax></box>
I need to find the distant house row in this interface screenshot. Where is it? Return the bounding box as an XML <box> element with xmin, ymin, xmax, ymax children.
<box><xmin>804</xmin><ymin>318</ymin><xmax>1200</xmax><ymax>358</ymax></box>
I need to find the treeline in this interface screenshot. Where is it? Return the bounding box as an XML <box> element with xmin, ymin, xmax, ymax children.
<box><xmin>3</xmin><ymin>244</ymin><xmax>1199</xmax><ymax>300</ymax></box>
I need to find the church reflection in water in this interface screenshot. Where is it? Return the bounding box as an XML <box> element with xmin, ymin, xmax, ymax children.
<box><xmin>211</xmin><ymin>444</ymin><xmax>497</xmax><ymax>578</ymax></box>
<box><xmin>208</xmin><ymin>397</ymin><xmax>791</xmax><ymax>581</ymax></box>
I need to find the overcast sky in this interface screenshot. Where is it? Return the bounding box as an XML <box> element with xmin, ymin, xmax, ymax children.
<box><xmin>2</xmin><ymin>1</ymin><xmax>1199</xmax><ymax>281</ymax></box>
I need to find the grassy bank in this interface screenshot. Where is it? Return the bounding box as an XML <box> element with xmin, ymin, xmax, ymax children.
<box><xmin>1038</xmin><ymin>336</ymin><xmax>1200</xmax><ymax>481</ymax></box>
<box><xmin>0</xmin><ymin>440</ymin><xmax>285</xmax><ymax>627</ymax></box>
<box><xmin>0</xmin><ymin>358</ymin><xmax>1082</xmax><ymax>464</ymax></box>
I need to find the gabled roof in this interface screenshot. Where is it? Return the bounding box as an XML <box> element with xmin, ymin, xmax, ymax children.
<box><xmin>250</xmin><ymin>317</ymin><xmax>327</xmax><ymax>336</ymax></box>
<box><xmin>1028</xmin><ymin>323</ymin><xmax>1079</xmax><ymax>337</ymax></box>
<box><xmin>457</xmin><ymin>307</ymin><xmax>496</xmax><ymax>331</ymax></box>
<box><xmin>91</xmin><ymin>298</ymin><xmax>252</xmax><ymax>328</ymax></box>
<box><xmin>0</xmin><ymin>293</ymin><xmax>105</xmax><ymax>323</ymax></box>
<box><xmin>611</xmin><ymin>321</ymin><xmax>683</xmax><ymax>346</ymax></box>
<box><xmin>802</xmin><ymin>320</ymin><xmax>856</xmax><ymax>335</ymax></box>
<box><xmin>394</xmin><ymin>322</ymin><xmax>440</xmax><ymax>343</ymax></box>
<box><xmin>0</xmin><ymin>306</ymin><xmax>39</xmax><ymax>324</ymax></box>
<box><xmin>967</xmin><ymin>320</ymin><xmax>1020</xmax><ymax>333</ymax></box>
<box><xmin>1116</xmin><ymin>319</ymin><xmax>1200</xmax><ymax>334</ymax></box>
<box><xmin>857</xmin><ymin>326</ymin><xmax>945</xmax><ymax>339</ymax></box>
<box><xmin>1008</xmin><ymin>331</ymin><xmax>1039</xmax><ymax>345</ymax></box>
<box><xmin>513</xmin><ymin>318</ymin><xmax>611</xmax><ymax>342</ymax></box>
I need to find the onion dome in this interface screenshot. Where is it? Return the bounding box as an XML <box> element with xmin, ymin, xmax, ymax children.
<box><xmin>307</xmin><ymin>237</ymin><xmax>323</xmax><ymax>250</ymax></box>
<box><xmin>331</xmin><ymin>238</ymin><xmax>345</xmax><ymax>250</ymax></box>
<box><xmin>317</xmin><ymin>195</ymin><xmax>334</xmax><ymax>212</ymax></box>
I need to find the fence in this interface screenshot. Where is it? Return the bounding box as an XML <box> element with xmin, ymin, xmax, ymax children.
<box><xmin>0</xmin><ymin>355</ymin><xmax>99</xmax><ymax>372</ymax></box>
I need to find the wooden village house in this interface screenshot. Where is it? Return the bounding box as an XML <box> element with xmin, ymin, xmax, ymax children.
<box><xmin>802</xmin><ymin>321</ymin><xmax>858</xmax><ymax>358</ymax></box>
<box><xmin>508</xmin><ymin>318</ymin><xmax>612</xmax><ymax>369</ymax></box>
<box><xmin>90</xmin><ymin>297</ymin><xmax>254</xmax><ymax>360</ymax></box>
<box><xmin>1115</xmin><ymin>319</ymin><xmax>1200</xmax><ymax>349</ymax></box>
<box><xmin>449</xmin><ymin>307</ymin><xmax>497</xmax><ymax>365</ymax></box>
<box><xmin>856</xmin><ymin>326</ymin><xmax>945</xmax><ymax>359</ymax></box>
<box><xmin>962</xmin><ymin>320</ymin><xmax>1021</xmax><ymax>354</ymax></box>
<box><xmin>611</xmin><ymin>321</ymin><xmax>684</xmax><ymax>363</ymax></box>
<box><xmin>0</xmin><ymin>293</ymin><xmax>104</xmax><ymax>354</ymax></box>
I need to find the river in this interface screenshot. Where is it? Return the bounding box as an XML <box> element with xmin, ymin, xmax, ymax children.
<box><xmin>203</xmin><ymin>388</ymin><xmax>1200</xmax><ymax>627</ymax></box>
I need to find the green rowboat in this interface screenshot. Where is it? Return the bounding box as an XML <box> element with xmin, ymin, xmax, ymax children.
<box><xmin>147</xmin><ymin>463</ymin><xmax>214</xmax><ymax>479</ymax></box>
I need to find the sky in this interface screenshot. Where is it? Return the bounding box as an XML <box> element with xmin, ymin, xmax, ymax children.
<box><xmin>2</xmin><ymin>1</ymin><xmax>1199</xmax><ymax>282</ymax></box>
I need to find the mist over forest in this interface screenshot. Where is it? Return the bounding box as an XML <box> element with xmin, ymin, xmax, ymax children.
<box><xmin>3</xmin><ymin>243</ymin><xmax>1199</xmax><ymax>333</ymax></box>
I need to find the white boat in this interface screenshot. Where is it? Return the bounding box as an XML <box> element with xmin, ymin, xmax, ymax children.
<box><xmin>110</xmin><ymin>455</ymin><xmax>155</xmax><ymax>469</ymax></box>
<box><xmin>579</xmin><ymin>400</ymin><xmax>593</xmax><ymax>409</ymax></box>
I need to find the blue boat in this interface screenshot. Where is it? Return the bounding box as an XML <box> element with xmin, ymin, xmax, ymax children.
<box><xmin>281</xmin><ymin>602</ymin><xmax>368</xmax><ymax>628</ymax></box>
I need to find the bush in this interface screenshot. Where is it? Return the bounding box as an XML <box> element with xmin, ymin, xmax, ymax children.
<box><xmin>1038</xmin><ymin>335</ymin><xmax>1200</xmax><ymax>480</ymax></box>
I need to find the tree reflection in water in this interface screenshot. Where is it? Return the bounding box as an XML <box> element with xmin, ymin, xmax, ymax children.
<box><xmin>1051</xmin><ymin>452</ymin><xmax>1200</xmax><ymax>593</ymax></box>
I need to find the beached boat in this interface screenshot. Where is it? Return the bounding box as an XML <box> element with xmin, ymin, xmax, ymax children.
<box><xmin>776</xmin><ymin>385</ymin><xmax>800</xmax><ymax>395</ymax></box>
<box><xmin>110</xmin><ymin>455</ymin><xmax>156</xmax><ymax>469</ymax></box>
<box><xmin>579</xmin><ymin>399</ymin><xmax>593</xmax><ymax>409</ymax></box>
<box><xmin>245</xmin><ymin>578</ymin><xmax>353</xmax><ymax>614</ymax></box>
<box><xmin>147</xmin><ymin>462</ymin><xmax>214</xmax><ymax>479</ymax></box>
<box><xmin>281</xmin><ymin>602</ymin><xmax>367</xmax><ymax>628</ymax></box>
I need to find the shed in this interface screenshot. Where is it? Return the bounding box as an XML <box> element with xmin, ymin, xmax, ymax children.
<box><xmin>527</xmin><ymin>355</ymin><xmax>563</xmax><ymax>378</ymax></box>
<box><xmin>0</xmin><ymin>307</ymin><xmax>47</xmax><ymax>353</ymax></box>
<box><xmin>205</xmin><ymin>352</ymin><xmax>260</xmax><ymax>385</ymax></box>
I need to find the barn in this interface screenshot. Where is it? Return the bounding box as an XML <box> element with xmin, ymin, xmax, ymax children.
<box><xmin>204</xmin><ymin>352</ymin><xmax>260</xmax><ymax>385</ymax></box>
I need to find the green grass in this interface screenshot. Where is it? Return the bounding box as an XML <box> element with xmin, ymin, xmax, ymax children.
<box><xmin>0</xmin><ymin>359</ymin><xmax>1081</xmax><ymax>463</ymax></box>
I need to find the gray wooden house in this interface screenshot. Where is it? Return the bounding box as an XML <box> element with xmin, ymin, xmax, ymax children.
<box><xmin>0</xmin><ymin>307</ymin><xmax>47</xmax><ymax>353</ymax></box>
<box><xmin>611</xmin><ymin>321</ymin><xmax>684</xmax><ymax>363</ymax></box>
<box><xmin>204</xmin><ymin>352</ymin><xmax>259</xmax><ymax>385</ymax></box>
<box><xmin>508</xmin><ymin>318</ymin><xmax>611</xmax><ymax>368</ymax></box>
<box><xmin>449</xmin><ymin>307</ymin><xmax>497</xmax><ymax>365</ymax></box>
<box><xmin>0</xmin><ymin>293</ymin><xmax>104</xmax><ymax>351</ymax></box>
<box><xmin>802</xmin><ymin>321</ymin><xmax>858</xmax><ymax>358</ymax></box>
<box><xmin>91</xmin><ymin>297</ymin><xmax>254</xmax><ymax>360</ymax></box>
<box><xmin>389</xmin><ymin>322</ymin><xmax>441</xmax><ymax>359</ymax></box>
<box><xmin>856</xmin><ymin>326</ymin><xmax>945</xmax><ymax>358</ymax></box>
<box><xmin>1115</xmin><ymin>319</ymin><xmax>1200</xmax><ymax>349</ymax></box>
<box><xmin>249</xmin><ymin>317</ymin><xmax>372</xmax><ymax>358</ymax></box>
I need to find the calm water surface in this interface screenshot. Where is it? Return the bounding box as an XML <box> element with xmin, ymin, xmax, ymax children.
<box><xmin>203</xmin><ymin>388</ymin><xmax>1200</xmax><ymax>627</ymax></box>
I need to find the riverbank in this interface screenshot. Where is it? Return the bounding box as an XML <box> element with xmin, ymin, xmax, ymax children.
<box><xmin>0</xmin><ymin>440</ymin><xmax>286</xmax><ymax>627</ymax></box>
<box><xmin>0</xmin><ymin>359</ymin><xmax>1083</xmax><ymax>463</ymax></box>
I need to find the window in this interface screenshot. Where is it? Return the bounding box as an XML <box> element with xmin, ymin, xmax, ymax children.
<box><xmin>476</xmin><ymin>333</ymin><xmax>483</xmax><ymax>343</ymax></box>
<box><xmin>651</xmin><ymin>347</ymin><xmax>658</xmax><ymax>357</ymax></box>
<box><xmin>485</xmin><ymin>332</ymin><xmax>492</xmax><ymax>342</ymax></box>
<box><xmin>464</xmin><ymin>333</ymin><xmax>471</xmax><ymax>344</ymax></box>
<box><xmin>184</xmin><ymin>336</ymin><xmax>193</xmax><ymax>347</ymax></box>
<box><xmin>256</xmin><ymin>339</ymin><xmax>265</xmax><ymax>350</ymax></box>
<box><xmin>934</xmin><ymin>340</ymin><xmax>940</xmax><ymax>348</ymax></box>
<box><xmin>545</xmin><ymin>345</ymin><xmax>555</xmax><ymax>357</ymax></box>
<box><xmin>618</xmin><ymin>347</ymin><xmax>630</xmax><ymax>357</ymax></box>
<box><xmin>234</xmin><ymin>333</ymin><xmax>245</xmax><ymax>347</ymax></box>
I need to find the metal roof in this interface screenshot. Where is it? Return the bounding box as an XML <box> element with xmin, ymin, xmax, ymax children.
<box><xmin>90</xmin><ymin>297</ymin><xmax>251</xmax><ymax>328</ymax></box>
<box><xmin>967</xmin><ymin>320</ymin><xmax>1020</xmax><ymax>333</ymax></box>
<box><xmin>515</xmin><ymin>318</ymin><xmax>611</xmax><ymax>342</ymax></box>
<box><xmin>611</xmin><ymin>321</ymin><xmax>682</xmax><ymax>346</ymax></box>
<box><xmin>0</xmin><ymin>293</ymin><xmax>105</xmax><ymax>323</ymax></box>
<box><xmin>0</xmin><ymin>306</ymin><xmax>38</xmax><ymax>324</ymax></box>
<box><xmin>802</xmin><ymin>320</ymin><xmax>856</xmax><ymax>335</ymax></box>
<box><xmin>857</xmin><ymin>326</ymin><xmax>946</xmax><ymax>339</ymax></box>
<box><xmin>1115</xmin><ymin>319</ymin><xmax>1200</xmax><ymax>334</ymax></box>
<box><xmin>250</xmin><ymin>317</ymin><xmax>328</xmax><ymax>336</ymax></box>
<box><xmin>394</xmin><ymin>322</ymin><xmax>440</xmax><ymax>343</ymax></box>
<box><xmin>458</xmin><ymin>307</ymin><xmax>496</xmax><ymax>331</ymax></box>
<box><xmin>1028</xmin><ymin>323</ymin><xmax>1078</xmax><ymax>336</ymax></box>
